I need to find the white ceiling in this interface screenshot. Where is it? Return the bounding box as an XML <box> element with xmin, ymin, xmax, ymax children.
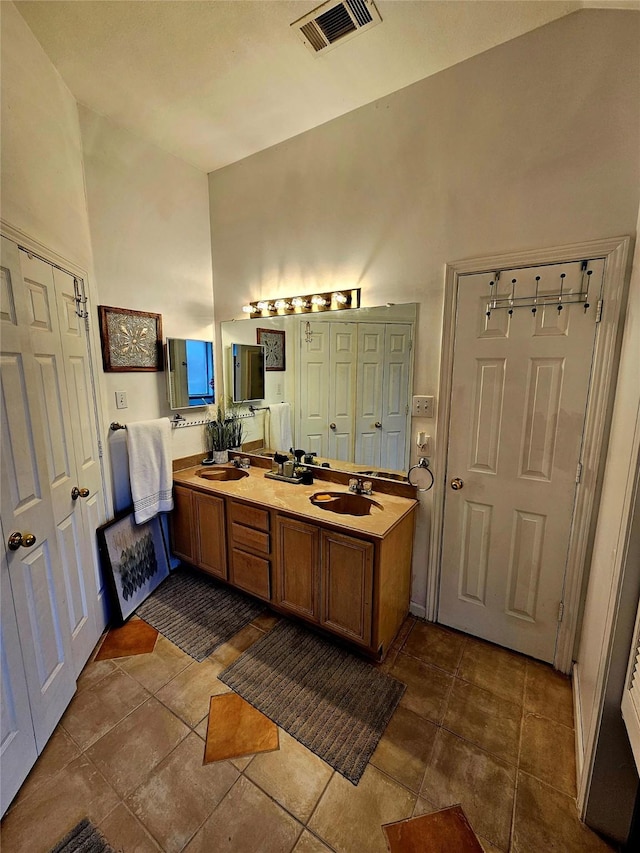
<box><xmin>14</xmin><ymin>0</ymin><xmax>638</xmax><ymax>173</ymax></box>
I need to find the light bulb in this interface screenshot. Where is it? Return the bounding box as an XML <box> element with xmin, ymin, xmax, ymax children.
<box><xmin>242</xmin><ymin>304</ymin><xmax>254</xmax><ymax>313</ymax></box>
<box><xmin>311</xmin><ymin>295</ymin><xmax>327</xmax><ymax>306</ymax></box>
<box><xmin>334</xmin><ymin>292</ymin><xmax>348</xmax><ymax>304</ymax></box>
<box><xmin>292</xmin><ymin>297</ymin><xmax>308</xmax><ymax>308</ymax></box>
<box><xmin>256</xmin><ymin>301</ymin><xmax>271</xmax><ymax>311</ymax></box>
<box><xmin>274</xmin><ymin>300</ymin><xmax>291</xmax><ymax>310</ymax></box>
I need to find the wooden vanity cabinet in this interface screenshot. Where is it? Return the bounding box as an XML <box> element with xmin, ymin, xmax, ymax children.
<box><xmin>227</xmin><ymin>500</ymin><xmax>272</xmax><ymax>601</ymax></box>
<box><xmin>320</xmin><ymin>529</ymin><xmax>374</xmax><ymax>648</ymax></box>
<box><xmin>170</xmin><ymin>485</ymin><xmax>226</xmax><ymax>579</ymax></box>
<box><xmin>275</xmin><ymin>516</ymin><xmax>321</xmax><ymax>623</ymax></box>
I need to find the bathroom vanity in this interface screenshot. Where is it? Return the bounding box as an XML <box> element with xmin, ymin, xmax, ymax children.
<box><xmin>171</xmin><ymin>463</ymin><xmax>417</xmax><ymax>660</ymax></box>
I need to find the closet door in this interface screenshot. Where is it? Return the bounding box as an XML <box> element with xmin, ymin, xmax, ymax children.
<box><xmin>380</xmin><ymin>324</ymin><xmax>411</xmax><ymax>471</ymax></box>
<box><xmin>1</xmin><ymin>520</ymin><xmax>38</xmax><ymax>814</ymax></box>
<box><xmin>0</xmin><ymin>237</ymin><xmax>76</xmax><ymax>753</ymax></box>
<box><xmin>355</xmin><ymin>324</ymin><xmax>384</xmax><ymax>468</ymax></box>
<box><xmin>19</xmin><ymin>252</ymin><xmax>102</xmax><ymax>676</ymax></box>
<box><xmin>327</xmin><ymin>323</ymin><xmax>356</xmax><ymax>461</ymax></box>
<box><xmin>299</xmin><ymin>321</ymin><xmax>330</xmax><ymax>456</ymax></box>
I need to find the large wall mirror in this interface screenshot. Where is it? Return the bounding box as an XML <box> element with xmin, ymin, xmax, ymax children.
<box><xmin>166</xmin><ymin>338</ymin><xmax>215</xmax><ymax>409</ymax></box>
<box><xmin>220</xmin><ymin>303</ymin><xmax>416</xmax><ymax>473</ymax></box>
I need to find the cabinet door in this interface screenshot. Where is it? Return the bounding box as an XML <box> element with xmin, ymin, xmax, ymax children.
<box><xmin>170</xmin><ymin>485</ymin><xmax>195</xmax><ymax>563</ymax></box>
<box><xmin>321</xmin><ymin>530</ymin><xmax>374</xmax><ymax>647</ymax></box>
<box><xmin>194</xmin><ymin>491</ymin><xmax>227</xmax><ymax>579</ymax></box>
<box><xmin>275</xmin><ymin>516</ymin><xmax>320</xmax><ymax>622</ymax></box>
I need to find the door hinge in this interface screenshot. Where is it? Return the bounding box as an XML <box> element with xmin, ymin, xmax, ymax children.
<box><xmin>558</xmin><ymin>601</ymin><xmax>565</xmax><ymax>623</ymax></box>
<box><xmin>97</xmin><ymin>438</ymin><xmax>103</xmax><ymax>460</ymax></box>
<box><xmin>409</xmin><ymin>339</ymin><xmax>413</xmax><ymax>351</ymax></box>
<box><xmin>595</xmin><ymin>299</ymin><xmax>603</xmax><ymax>323</ymax></box>
<box><xmin>405</xmin><ymin>404</ymin><xmax>409</xmax><ymax>416</ymax></box>
<box><xmin>576</xmin><ymin>461</ymin><xmax>583</xmax><ymax>484</ymax></box>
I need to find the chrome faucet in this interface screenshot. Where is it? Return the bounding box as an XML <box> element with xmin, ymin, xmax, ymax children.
<box><xmin>349</xmin><ymin>478</ymin><xmax>373</xmax><ymax>495</ymax></box>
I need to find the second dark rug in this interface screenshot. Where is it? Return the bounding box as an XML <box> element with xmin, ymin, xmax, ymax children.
<box><xmin>47</xmin><ymin>818</ymin><xmax>115</xmax><ymax>853</ymax></box>
<box><xmin>219</xmin><ymin>620</ymin><xmax>405</xmax><ymax>784</ymax></box>
<box><xmin>136</xmin><ymin>567</ymin><xmax>264</xmax><ymax>661</ymax></box>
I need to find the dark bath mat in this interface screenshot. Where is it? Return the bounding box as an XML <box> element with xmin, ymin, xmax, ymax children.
<box><xmin>47</xmin><ymin>818</ymin><xmax>116</xmax><ymax>853</ymax></box>
<box><xmin>136</xmin><ymin>567</ymin><xmax>264</xmax><ymax>661</ymax></box>
<box><xmin>219</xmin><ymin>619</ymin><xmax>405</xmax><ymax>784</ymax></box>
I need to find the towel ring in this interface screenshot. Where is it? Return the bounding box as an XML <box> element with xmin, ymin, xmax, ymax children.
<box><xmin>408</xmin><ymin>458</ymin><xmax>435</xmax><ymax>492</ymax></box>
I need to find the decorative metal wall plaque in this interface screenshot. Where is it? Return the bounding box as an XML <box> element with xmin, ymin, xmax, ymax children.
<box><xmin>98</xmin><ymin>305</ymin><xmax>163</xmax><ymax>371</ymax></box>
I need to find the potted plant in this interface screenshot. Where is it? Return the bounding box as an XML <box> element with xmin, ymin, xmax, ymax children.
<box><xmin>205</xmin><ymin>405</ymin><xmax>232</xmax><ymax>464</ymax></box>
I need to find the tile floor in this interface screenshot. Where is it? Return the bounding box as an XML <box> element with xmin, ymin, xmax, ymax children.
<box><xmin>1</xmin><ymin>613</ymin><xmax>618</xmax><ymax>853</ymax></box>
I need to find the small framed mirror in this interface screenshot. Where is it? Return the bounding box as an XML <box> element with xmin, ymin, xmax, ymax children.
<box><xmin>166</xmin><ymin>338</ymin><xmax>214</xmax><ymax>409</ymax></box>
<box><xmin>231</xmin><ymin>343</ymin><xmax>265</xmax><ymax>402</ymax></box>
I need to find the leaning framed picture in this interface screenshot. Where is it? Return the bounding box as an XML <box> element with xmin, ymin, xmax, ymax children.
<box><xmin>97</xmin><ymin>510</ymin><xmax>170</xmax><ymax>623</ymax></box>
<box><xmin>98</xmin><ymin>305</ymin><xmax>163</xmax><ymax>371</ymax></box>
<box><xmin>257</xmin><ymin>328</ymin><xmax>286</xmax><ymax>371</ymax></box>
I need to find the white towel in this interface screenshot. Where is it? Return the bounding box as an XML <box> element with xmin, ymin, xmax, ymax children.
<box><xmin>267</xmin><ymin>402</ymin><xmax>293</xmax><ymax>452</ymax></box>
<box><xmin>127</xmin><ymin>418</ymin><xmax>174</xmax><ymax>524</ymax></box>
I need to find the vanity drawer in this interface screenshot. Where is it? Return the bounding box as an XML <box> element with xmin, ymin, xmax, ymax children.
<box><xmin>230</xmin><ymin>548</ymin><xmax>271</xmax><ymax>600</ymax></box>
<box><xmin>231</xmin><ymin>522</ymin><xmax>270</xmax><ymax>555</ymax></box>
<box><xmin>229</xmin><ymin>501</ymin><xmax>270</xmax><ymax>532</ymax></box>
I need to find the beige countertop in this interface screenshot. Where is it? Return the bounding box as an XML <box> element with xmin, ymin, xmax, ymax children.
<box><xmin>173</xmin><ymin>464</ymin><xmax>417</xmax><ymax>539</ymax></box>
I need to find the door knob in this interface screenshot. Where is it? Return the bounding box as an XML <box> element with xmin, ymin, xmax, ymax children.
<box><xmin>71</xmin><ymin>486</ymin><xmax>90</xmax><ymax>501</ymax></box>
<box><xmin>8</xmin><ymin>532</ymin><xmax>36</xmax><ymax>551</ymax></box>
<box><xmin>329</xmin><ymin>423</ymin><xmax>337</xmax><ymax>430</ymax></box>
<box><xmin>374</xmin><ymin>422</ymin><xmax>382</xmax><ymax>429</ymax></box>
<box><xmin>450</xmin><ymin>478</ymin><xmax>464</xmax><ymax>490</ymax></box>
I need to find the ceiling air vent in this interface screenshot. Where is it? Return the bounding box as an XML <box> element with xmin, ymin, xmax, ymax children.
<box><xmin>292</xmin><ymin>0</ymin><xmax>382</xmax><ymax>55</ymax></box>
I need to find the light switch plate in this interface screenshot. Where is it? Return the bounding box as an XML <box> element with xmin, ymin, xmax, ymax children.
<box><xmin>412</xmin><ymin>395</ymin><xmax>434</xmax><ymax>417</ymax></box>
<box><xmin>115</xmin><ymin>391</ymin><xmax>128</xmax><ymax>409</ymax></box>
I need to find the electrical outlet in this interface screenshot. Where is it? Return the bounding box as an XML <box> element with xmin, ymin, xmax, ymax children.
<box><xmin>115</xmin><ymin>391</ymin><xmax>128</xmax><ymax>409</ymax></box>
<box><xmin>412</xmin><ymin>395</ymin><xmax>434</xmax><ymax>417</ymax></box>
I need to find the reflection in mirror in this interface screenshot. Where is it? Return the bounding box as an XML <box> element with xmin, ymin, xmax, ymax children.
<box><xmin>166</xmin><ymin>338</ymin><xmax>214</xmax><ymax>409</ymax></box>
<box><xmin>220</xmin><ymin>304</ymin><xmax>416</xmax><ymax>474</ymax></box>
<box><xmin>232</xmin><ymin>343</ymin><xmax>265</xmax><ymax>402</ymax></box>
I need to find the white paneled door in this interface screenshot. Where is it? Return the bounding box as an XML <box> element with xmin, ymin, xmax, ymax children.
<box><xmin>438</xmin><ymin>259</ymin><xmax>603</xmax><ymax>662</ymax></box>
<box><xmin>0</xmin><ymin>236</ymin><xmax>104</xmax><ymax>813</ymax></box>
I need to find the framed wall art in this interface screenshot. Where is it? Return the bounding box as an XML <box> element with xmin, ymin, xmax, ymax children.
<box><xmin>257</xmin><ymin>328</ymin><xmax>286</xmax><ymax>371</ymax></box>
<box><xmin>97</xmin><ymin>510</ymin><xmax>170</xmax><ymax>623</ymax></box>
<box><xmin>98</xmin><ymin>305</ymin><xmax>163</xmax><ymax>372</ymax></box>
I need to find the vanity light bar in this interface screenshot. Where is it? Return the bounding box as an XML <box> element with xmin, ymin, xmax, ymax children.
<box><xmin>242</xmin><ymin>288</ymin><xmax>360</xmax><ymax>318</ymax></box>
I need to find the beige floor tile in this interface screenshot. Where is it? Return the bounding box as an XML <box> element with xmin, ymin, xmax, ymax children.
<box><xmin>156</xmin><ymin>658</ymin><xmax>229</xmax><ymax>727</ymax></box>
<box><xmin>127</xmin><ymin>732</ymin><xmax>238</xmax><ymax>853</ymax></box>
<box><xmin>293</xmin><ymin>830</ymin><xmax>336</xmax><ymax>852</ymax></box>
<box><xmin>420</xmin><ymin>729</ymin><xmax>516</xmax><ymax>851</ymax></box>
<box><xmin>231</xmin><ymin>755</ymin><xmax>254</xmax><ymax>771</ymax></box>
<box><xmin>378</xmin><ymin>616</ymin><xmax>416</xmax><ymax>670</ymax></box>
<box><xmin>10</xmin><ymin>726</ymin><xmax>80</xmax><ymax>808</ymax></box>
<box><xmin>458</xmin><ymin>639</ymin><xmax>527</xmax><ymax>705</ymax></box>
<box><xmin>245</xmin><ymin>729</ymin><xmax>333</xmax><ymax>822</ymax></box>
<box><xmin>60</xmin><ymin>668</ymin><xmax>149</xmax><ymax>750</ymax></box>
<box><xmin>513</xmin><ymin>772</ymin><xmax>616</xmax><ymax>852</ymax></box>
<box><xmin>75</xmin><ymin>657</ymin><xmax>118</xmax><ymax>694</ymax></box>
<box><xmin>251</xmin><ymin>611</ymin><xmax>281</xmax><ymax>633</ymax></box>
<box><xmin>442</xmin><ymin>678</ymin><xmax>522</xmax><ymax>765</ymax></box>
<box><xmin>412</xmin><ymin>795</ymin><xmax>439</xmax><ymax>817</ymax></box>
<box><xmin>519</xmin><ymin>713</ymin><xmax>576</xmax><ymax>796</ymax></box>
<box><xmin>390</xmin><ymin>653</ymin><xmax>453</xmax><ymax>723</ymax></box>
<box><xmin>86</xmin><ymin>697</ymin><xmax>190</xmax><ymax>797</ymax></box>
<box><xmin>525</xmin><ymin>660</ymin><xmax>574</xmax><ymax>728</ymax></box>
<box><xmin>0</xmin><ymin>755</ymin><xmax>119</xmax><ymax>853</ymax></box>
<box><xmin>207</xmin><ymin>624</ymin><xmax>264</xmax><ymax>667</ymax></box>
<box><xmin>308</xmin><ymin>764</ymin><xmax>415</xmax><ymax>853</ymax></box>
<box><xmin>402</xmin><ymin>621</ymin><xmax>466</xmax><ymax>674</ymax></box>
<box><xmin>370</xmin><ymin>705</ymin><xmax>438</xmax><ymax>793</ymax></box>
<box><xmin>184</xmin><ymin>775</ymin><xmax>302</xmax><ymax>853</ymax></box>
<box><xmin>98</xmin><ymin>803</ymin><xmax>162</xmax><ymax>852</ymax></box>
<box><xmin>115</xmin><ymin>634</ymin><xmax>193</xmax><ymax>693</ymax></box>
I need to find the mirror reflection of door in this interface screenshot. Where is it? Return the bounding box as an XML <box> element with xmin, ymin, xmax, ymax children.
<box><xmin>166</xmin><ymin>338</ymin><xmax>214</xmax><ymax>409</ymax></box>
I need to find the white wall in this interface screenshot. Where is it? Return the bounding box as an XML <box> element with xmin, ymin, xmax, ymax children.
<box><xmin>208</xmin><ymin>9</ymin><xmax>640</xmax><ymax>611</ymax></box>
<box><xmin>575</xmin><ymin>210</ymin><xmax>640</xmax><ymax>841</ymax></box>
<box><xmin>79</xmin><ymin>107</ymin><xmax>215</xmax><ymax>470</ymax></box>
<box><xmin>0</xmin><ymin>2</ymin><xmax>92</xmax><ymax>268</ymax></box>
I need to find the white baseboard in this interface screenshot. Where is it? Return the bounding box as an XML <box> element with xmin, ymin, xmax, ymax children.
<box><xmin>410</xmin><ymin>602</ymin><xmax>427</xmax><ymax>619</ymax></box>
